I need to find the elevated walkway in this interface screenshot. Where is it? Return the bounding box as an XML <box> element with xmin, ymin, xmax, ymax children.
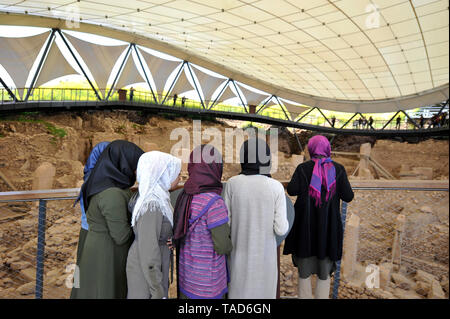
<box><xmin>1</xmin><ymin>99</ymin><xmax>448</xmax><ymax>137</ymax></box>
<box><xmin>1</xmin><ymin>87</ymin><xmax>448</xmax><ymax>138</ymax></box>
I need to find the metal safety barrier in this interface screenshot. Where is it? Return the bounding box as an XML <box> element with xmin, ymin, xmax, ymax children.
<box><xmin>0</xmin><ymin>180</ymin><xmax>448</xmax><ymax>299</ymax></box>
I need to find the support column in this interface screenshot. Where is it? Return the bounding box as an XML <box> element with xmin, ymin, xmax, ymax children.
<box><xmin>35</xmin><ymin>199</ymin><xmax>47</xmax><ymax>299</ymax></box>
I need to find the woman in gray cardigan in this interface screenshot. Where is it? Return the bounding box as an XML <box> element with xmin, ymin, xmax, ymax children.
<box><xmin>126</xmin><ymin>151</ymin><xmax>181</xmax><ymax>299</ymax></box>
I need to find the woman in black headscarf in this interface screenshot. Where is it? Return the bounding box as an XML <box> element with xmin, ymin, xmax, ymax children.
<box><xmin>223</xmin><ymin>137</ymin><xmax>289</xmax><ymax>298</ymax></box>
<box><xmin>72</xmin><ymin>140</ymin><xmax>144</xmax><ymax>299</ymax></box>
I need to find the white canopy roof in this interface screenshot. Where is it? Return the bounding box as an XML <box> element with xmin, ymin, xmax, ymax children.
<box><xmin>0</xmin><ymin>0</ymin><xmax>448</xmax><ymax>112</ymax></box>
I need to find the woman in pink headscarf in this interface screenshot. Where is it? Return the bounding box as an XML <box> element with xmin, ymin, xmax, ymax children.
<box><xmin>283</xmin><ymin>135</ymin><xmax>354</xmax><ymax>299</ymax></box>
<box><xmin>173</xmin><ymin>144</ymin><xmax>232</xmax><ymax>299</ymax></box>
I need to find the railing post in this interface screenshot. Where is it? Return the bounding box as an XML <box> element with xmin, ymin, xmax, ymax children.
<box><xmin>332</xmin><ymin>201</ymin><xmax>348</xmax><ymax>299</ymax></box>
<box><xmin>35</xmin><ymin>199</ymin><xmax>47</xmax><ymax>299</ymax></box>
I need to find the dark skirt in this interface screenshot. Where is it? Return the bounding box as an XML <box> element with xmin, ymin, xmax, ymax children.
<box><xmin>293</xmin><ymin>255</ymin><xmax>336</xmax><ymax>281</ymax></box>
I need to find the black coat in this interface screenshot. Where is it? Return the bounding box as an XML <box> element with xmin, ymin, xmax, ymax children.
<box><xmin>283</xmin><ymin>160</ymin><xmax>354</xmax><ymax>261</ymax></box>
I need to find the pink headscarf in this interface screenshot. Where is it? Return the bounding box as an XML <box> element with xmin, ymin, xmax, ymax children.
<box><xmin>307</xmin><ymin>135</ymin><xmax>336</xmax><ymax>207</ymax></box>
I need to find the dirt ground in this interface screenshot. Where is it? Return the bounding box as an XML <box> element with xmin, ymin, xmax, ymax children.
<box><xmin>0</xmin><ymin>111</ymin><xmax>448</xmax><ymax>299</ymax></box>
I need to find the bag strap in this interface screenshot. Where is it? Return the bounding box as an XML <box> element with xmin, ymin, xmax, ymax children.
<box><xmin>188</xmin><ymin>194</ymin><xmax>222</xmax><ymax>226</ymax></box>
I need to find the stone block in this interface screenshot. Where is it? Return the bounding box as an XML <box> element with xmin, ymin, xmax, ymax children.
<box><xmin>399</xmin><ymin>164</ymin><xmax>410</xmax><ymax>174</ymax></box>
<box><xmin>393</xmin><ymin>287</ymin><xmax>422</xmax><ymax>299</ymax></box>
<box><xmin>414</xmin><ymin>270</ymin><xmax>437</xmax><ymax>285</ymax></box>
<box><xmin>358</xmin><ymin>168</ymin><xmax>373</xmax><ymax>179</ymax></box>
<box><xmin>16</xmin><ymin>282</ymin><xmax>35</xmax><ymax>295</ymax></box>
<box><xmin>359</xmin><ymin>143</ymin><xmax>371</xmax><ymax>157</ymax></box>
<box><xmin>415</xmin><ymin>281</ymin><xmax>430</xmax><ymax>297</ymax></box>
<box><xmin>20</xmin><ymin>268</ymin><xmax>36</xmax><ymax>282</ymax></box>
<box><xmin>391</xmin><ymin>272</ymin><xmax>414</xmax><ymax>290</ymax></box>
<box><xmin>428</xmin><ymin>279</ymin><xmax>446</xmax><ymax>299</ymax></box>
<box><xmin>412</xmin><ymin>167</ymin><xmax>433</xmax><ymax>180</ymax></box>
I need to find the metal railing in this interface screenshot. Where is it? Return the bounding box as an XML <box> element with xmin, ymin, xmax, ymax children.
<box><xmin>2</xmin><ymin>88</ymin><xmax>448</xmax><ymax>132</ymax></box>
<box><xmin>0</xmin><ymin>180</ymin><xmax>448</xmax><ymax>299</ymax></box>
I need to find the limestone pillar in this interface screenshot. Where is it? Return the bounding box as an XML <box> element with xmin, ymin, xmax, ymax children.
<box><xmin>358</xmin><ymin>143</ymin><xmax>372</xmax><ymax>177</ymax></box>
<box><xmin>379</xmin><ymin>262</ymin><xmax>393</xmax><ymax>289</ymax></box>
<box><xmin>31</xmin><ymin>162</ymin><xmax>56</xmax><ymax>217</ymax></box>
<box><xmin>391</xmin><ymin>214</ymin><xmax>406</xmax><ymax>272</ymax></box>
<box><xmin>303</xmin><ymin>146</ymin><xmax>310</xmax><ymax>161</ymax></box>
<box><xmin>341</xmin><ymin>214</ymin><xmax>360</xmax><ymax>280</ymax></box>
<box><xmin>32</xmin><ymin>162</ymin><xmax>56</xmax><ymax>190</ymax></box>
<box><xmin>290</xmin><ymin>154</ymin><xmax>304</xmax><ymax>168</ymax></box>
<box><xmin>172</xmin><ymin>147</ymin><xmax>190</xmax><ymax>178</ymax></box>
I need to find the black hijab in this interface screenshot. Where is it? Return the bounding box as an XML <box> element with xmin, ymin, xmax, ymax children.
<box><xmin>239</xmin><ymin>137</ymin><xmax>272</xmax><ymax>177</ymax></box>
<box><xmin>81</xmin><ymin>140</ymin><xmax>144</xmax><ymax>209</ymax></box>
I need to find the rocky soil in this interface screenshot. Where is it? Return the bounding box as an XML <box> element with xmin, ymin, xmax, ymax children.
<box><xmin>0</xmin><ymin>111</ymin><xmax>448</xmax><ymax>299</ymax></box>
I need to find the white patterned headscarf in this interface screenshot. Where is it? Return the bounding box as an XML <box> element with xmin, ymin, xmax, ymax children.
<box><xmin>131</xmin><ymin>151</ymin><xmax>181</xmax><ymax>227</ymax></box>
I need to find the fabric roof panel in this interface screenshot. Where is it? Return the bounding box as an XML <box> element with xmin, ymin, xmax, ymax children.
<box><xmin>0</xmin><ymin>0</ymin><xmax>447</xmax><ymax>112</ymax></box>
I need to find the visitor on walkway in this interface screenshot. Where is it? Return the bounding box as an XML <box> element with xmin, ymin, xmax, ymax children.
<box><xmin>73</xmin><ymin>140</ymin><xmax>143</xmax><ymax>299</ymax></box>
<box><xmin>368</xmin><ymin>116</ymin><xmax>374</xmax><ymax>129</ymax></box>
<box><xmin>419</xmin><ymin>115</ymin><xmax>425</xmax><ymax>129</ymax></box>
<box><xmin>70</xmin><ymin>141</ymin><xmax>110</xmax><ymax>299</ymax></box>
<box><xmin>283</xmin><ymin>135</ymin><xmax>354</xmax><ymax>299</ymax></box>
<box><xmin>223</xmin><ymin>138</ymin><xmax>288</xmax><ymax>299</ymax></box>
<box><xmin>173</xmin><ymin>94</ymin><xmax>178</xmax><ymax>106</ymax></box>
<box><xmin>362</xmin><ymin>118</ymin><xmax>368</xmax><ymax>129</ymax></box>
<box><xmin>174</xmin><ymin>145</ymin><xmax>232</xmax><ymax>299</ymax></box>
<box><xmin>129</xmin><ymin>87</ymin><xmax>135</xmax><ymax>101</ymax></box>
<box><xmin>181</xmin><ymin>96</ymin><xmax>186</xmax><ymax>107</ymax></box>
<box><xmin>331</xmin><ymin>116</ymin><xmax>336</xmax><ymax>128</ymax></box>
<box><xmin>396</xmin><ymin>116</ymin><xmax>401</xmax><ymax>130</ymax></box>
<box><xmin>126</xmin><ymin>151</ymin><xmax>181</xmax><ymax>299</ymax></box>
<box><xmin>358</xmin><ymin>117</ymin><xmax>363</xmax><ymax>129</ymax></box>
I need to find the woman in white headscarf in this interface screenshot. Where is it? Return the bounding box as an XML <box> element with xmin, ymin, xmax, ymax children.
<box><xmin>126</xmin><ymin>151</ymin><xmax>181</xmax><ymax>299</ymax></box>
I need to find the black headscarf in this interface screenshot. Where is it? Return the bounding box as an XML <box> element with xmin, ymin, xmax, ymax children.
<box><xmin>239</xmin><ymin>137</ymin><xmax>272</xmax><ymax>177</ymax></box>
<box><xmin>81</xmin><ymin>140</ymin><xmax>144</xmax><ymax>209</ymax></box>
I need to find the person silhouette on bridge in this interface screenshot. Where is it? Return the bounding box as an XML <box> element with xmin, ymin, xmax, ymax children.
<box><xmin>181</xmin><ymin>96</ymin><xmax>186</xmax><ymax>108</ymax></box>
<box><xmin>331</xmin><ymin>116</ymin><xmax>336</xmax><ymax>128</ymax></box>
<box><xmin>129</xmin><ymin>87</ymin><xmax>135</xmax><ymax>101</ymax></box>
<box><xmin>396</xmin><ymin>116</ymin><xmax>401</xmax><ymax>130</ymax></box>
<box><xmin>368</xmin><ymin>116</ymin><xmax>374</xmax><ymax>129</ymax></box>
<box><xmin>419</xmin><ymin>115</ymin><xmax>425</xmax><ymax>129</ymax></box>
<box><xmin>173</xmin><ymin>94</ymin><xmax>178</xmax><ymax>106</ymax></box>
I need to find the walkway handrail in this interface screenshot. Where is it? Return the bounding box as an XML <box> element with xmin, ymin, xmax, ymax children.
<box><xmin>1</xmin><ymin>180</ymin><xmax>448</xmax><ymax>202</ymax></box>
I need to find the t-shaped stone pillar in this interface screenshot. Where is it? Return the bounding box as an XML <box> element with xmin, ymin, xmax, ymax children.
<box><xmin>342</xmin><ymin>213</ymin><xmax>360</xmax><ymax>280</ymax></box>
<box><xmin>32</xmin><ymin>162</ymin><xmax>56</xmax><ymax>190</ymax></box>
<box><xmin>392</xmin><ymin>214</ymin><xmax>406</xmax><ymax>272</ymax></box>
<box><xmin>290</xmin><ymin>154</ymin><xmax>304</xmax><ymax>168</ymax></box>
<box><xmin>358</xmin><ymin>143</ymin><xmax>372</xmax><ymax>178</ymax></box>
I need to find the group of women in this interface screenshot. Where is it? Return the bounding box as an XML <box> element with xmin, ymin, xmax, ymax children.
<box><xmin>70</xmin><ymin>134</ymin><xmax>353</xmax><ymax>299</ymax></box>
